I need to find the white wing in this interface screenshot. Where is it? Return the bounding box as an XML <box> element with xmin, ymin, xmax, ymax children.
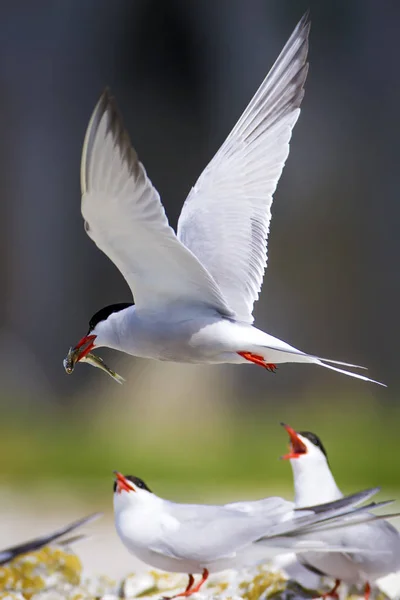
<box><xmin>150</xmin><ymin>498</ymin><xmax>295</xmax><ymax>563</ymax></box>
<box><xmin>177</xmin><ymin>14</ymin><xmax>310</xmax><ymax>323</ymax></box>
<box><xmin>150</xmin><ymin>490</ymin><xmax>387</xmax><ymax>564</ymax></box>
<box><xmin>81</xmin><ymin>91</ymin><xmax>233</xmax><ymax>317</ymax></box>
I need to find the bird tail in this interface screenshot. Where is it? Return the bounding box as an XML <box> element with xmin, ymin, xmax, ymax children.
<box><xmin>313</xmin><ymin>358</ymin><xmax>386</xmax><ymax>387</ymax></box>
<box><xmin>257</xmin><ymin>488</ymin><xmax>398</xmax><ymax>554</ymax></box>
<box><xmin>257</xmin><ymin>339</ymin><xmax>385</xmax><ymax>386</ymax></box>
<box><xmin>0</xmin><ymin>513</ymin><xmax>101</xmax><ymax>565</ymax></box>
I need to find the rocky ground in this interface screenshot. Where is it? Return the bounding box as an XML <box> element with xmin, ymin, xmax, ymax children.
<box><xmin>0</xmin><ymin>542</ymin><xmax>399</xmax><ymax>600</ymax></box>
<box><xmin>1</xmin><ymin>493</ymin><xmax>399</xmax><ymax>600</ymax></box>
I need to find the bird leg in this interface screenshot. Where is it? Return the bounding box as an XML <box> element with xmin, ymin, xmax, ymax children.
<box><xmin>185</xmin><ymin>575</ymin><xmax>195</xmax><ymax>592</ymax></box>
<box><xmin>237</xmin><ymin>351</ymin><xmax>277</xmax><ymax>372</ymax></box>
<box><xmin>162</xmin><ymin>575</ymin><xmax>194</xmax><ymax>600</ymax></box>
<box><xmin>162</xmin><ymin>570</ymin><xmax>209</xmax><ymax>599</ymax></box>
<box><xmin>316</xmin><ymin>579</ymin><xmax>341</xmax><ymax>599</ymax></box>
<box><xmin>189</xmin><ymin>569</ymin><xmax>209</xmax><ymax>594</ymax></box>
<box><xmin>364</xmin><ymin>582</ymin><xmax>371</xmax><ymax>600</ymax></box>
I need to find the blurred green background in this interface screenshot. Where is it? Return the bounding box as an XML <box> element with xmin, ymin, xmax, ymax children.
<box><xmin>3</xmin><ymin>385</ymin><xmax>399</xmax><ymax>507</ymax></box>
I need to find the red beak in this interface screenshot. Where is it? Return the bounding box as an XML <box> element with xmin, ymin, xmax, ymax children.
<box><xmin>114</xmin><ymin>471</ymin><xmax>135</xmax><ymax>494</ymax></box>
<box><xmin>280</xmin><ymin>423</ymin><xmax>308</xmax><ymax>460</ymax></box>
<box><xmin>73</xmin><ymin>334</ymin><xmax>97</xmax><ymax>362</ymax></box>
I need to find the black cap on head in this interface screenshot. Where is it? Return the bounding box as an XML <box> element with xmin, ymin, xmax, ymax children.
<box><xmin>89</xmin><ymin>303</ymin><xmax>134</xmax><ymax>332</ymax></box>
<box><xmin>113</xmin><ymin>475</ymin><xmax>152</xmax><ymax>493</ymax></box>
<box><xmin>298</xmin><ymin>431</ymin><xmax>328</xmax><ymax>459</ymax></box>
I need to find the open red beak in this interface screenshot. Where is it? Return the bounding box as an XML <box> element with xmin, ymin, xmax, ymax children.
<box><xmin>73</xmin><ymin>334</ymin><xmax>97</xmax><ymax>362</ymax></box>
<box><xmin>114</xmin><ymin>471</ymin><xmax>135</xmax><ymax>494</ymax></box>
<box><xmin>280</xmin><ymin>423</ymin><xmax>308</xmax><ymax>460</ymax></box>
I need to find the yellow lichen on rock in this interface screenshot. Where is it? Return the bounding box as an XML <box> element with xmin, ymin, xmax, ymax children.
<box><xmin>147</xmin><ymin>570</ymin><xmax>188</xmax><ymax>593</ymax></box>
<box><xmin>0</xmin><ymin>565</ymin><xmax>17</xmax><ymax>591</ymax></box>
<box><xmin>0</xmin><ymin>545</ymin><xmax>82</xmax><ymax>599</ymax></box>
<box><xmin>239</xmin><ymin>565</ymin><xmax>287</xmax><ymax>600</ymax></box>
<box><xmin>0</xmin><ymin>592</ymin><xmax>27</xmax><ymax>600</ymax></box>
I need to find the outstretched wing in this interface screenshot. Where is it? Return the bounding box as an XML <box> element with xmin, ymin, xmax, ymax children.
<box><xmin>177</xmin><ymin>13</ymin><xmax>310</xmax><ymax>323</ymax></box>
<box><xmin>81</xmin><ymin>91</ymin><xmax>233</xmax><ymax>318</ymax></box>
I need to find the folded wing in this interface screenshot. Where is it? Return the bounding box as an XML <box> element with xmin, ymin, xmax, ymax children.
<box><xmin>150</xmin><ymin>489</ymin><xmax>395</xmax><ymax>564</ymax></box>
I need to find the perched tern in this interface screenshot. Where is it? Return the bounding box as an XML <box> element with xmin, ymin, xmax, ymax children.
<box><xmin>281</xmin><ymin>423</ymin><xmax>400</xmax><ymax>599</ymax></box>
<box><xmin>65</xmin><ymin>13</ymin><xmax>383</xmax><ymax>386</ymax></box>
<box><xmin>0</xmin><ymin>513</ymin><xmax>100</xmax><ymax>565</ymax></box>
<box><xmin>113</xmin><ymin>471</ymin><xmax>397</xmax><ymax>599</ymax></box>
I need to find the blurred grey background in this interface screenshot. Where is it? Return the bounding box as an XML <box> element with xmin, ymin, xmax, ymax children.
<box><xmin>0</xmin><ymin>0</ymin><xmax>399</xmax><ymax>553</ymax></box>
<box><xmin>1</xmin><ymin>0</ymin><xmax>398</xmax><ymax>402</ymax></box>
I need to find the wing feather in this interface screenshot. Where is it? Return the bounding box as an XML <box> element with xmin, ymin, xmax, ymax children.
<box><xmin>149</xmin><ymin>489</ymin><xmax>393</xmax><ymax>564</ymax></box>
<box><xmin>0</xmin><ymin>514</ymin><xmax>100</xmax><ymax>565</ymax></box>
<box><xmin>81</xmin><ymin>90</ymin><xmax>233</xmax><ymax>317</ymax></box>
<box><xmin>177</xmin><ymin>13</ymin><xmax>310</xmax><ymax>322</ymax></box>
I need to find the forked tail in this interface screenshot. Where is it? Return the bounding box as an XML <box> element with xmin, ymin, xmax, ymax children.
<box><xmin>314</xmin><ymin>359</ymin><xmax>386</xmax><ymax>387</ymax></box>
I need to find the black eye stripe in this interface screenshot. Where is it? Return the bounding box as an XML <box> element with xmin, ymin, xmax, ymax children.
<box><xmin>298</xmin><ymin>431</ymin><xmax>328</xmax><ymax>459</ymax></box>
<box><xmin>113</xmin><ymin>475</ymin><xmax>152</xmax><ymax>493</ymax></box>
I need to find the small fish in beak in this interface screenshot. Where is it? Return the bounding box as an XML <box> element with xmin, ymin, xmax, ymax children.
<box><xmin>63</xmin><ymin>347</ymin><xmax>125</xmax><ymax>384</ymax></box>
<box><xmin>63</xmin><ymin>346</ymin><xmax>77</xmax><ymax>374</ymax></box>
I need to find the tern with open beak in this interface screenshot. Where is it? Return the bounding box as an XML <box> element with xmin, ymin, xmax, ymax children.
<box><xmin>113</xmin><ymin>471</ymin><xmax>398</xmax><ymax>599</ymax></box>
<box><xmin>281</xmin><ymin>423</ymin><xmax>400</xmax><ymax>599</ymax></box>
<box><xmin>65</xmin><ymin>13</ymin><xmax>383</xmax><ymax>386</ymax></box>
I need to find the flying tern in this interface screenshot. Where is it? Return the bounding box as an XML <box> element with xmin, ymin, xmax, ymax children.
<box><xmin>281</xmin><ymin>423</ymin><xmax>400</xmax><ymax>599</ymax></box>
<box><xmin>113</xmin><ymin>471</ymin><xmax>396</xmax><ymax>599</ymax></box>
<box><xmin>65</xmin><ymin>13</ymin><xmax>383</xmax><ymax>386</ymax></box>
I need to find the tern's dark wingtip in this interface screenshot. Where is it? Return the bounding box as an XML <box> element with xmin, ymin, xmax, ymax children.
<box><xmin>98</xmin><ymin>86</ymin><xmax>111</xmax><ymax>99</ymax></box>
<box><xmin>296</xmin><ymin>9</ymin><xmax>311</xmax><ymax>40</ymax></box>
<box><xmin>92</xmin><ymin>88</ymin><xmax>119</xmax><ymax>126</ymax></box>
<box><xmin>298</xmin><ymin>9</ymin><xmax>311</xmax><ymax>29</ymax></box>
<box><xmin>94</xmin><ymin>87</ymin><xmax>112</xmax><ymax>114</ymax></box>
<box><xmin>87</xmin><ymin>512</ymin><xmax>103</xmax><ymax>522</ymax></box>
<box><xmin>302</xmin><ymin>8</ymin><xmax>311</xmax><ymax>23</ymax></box>
<box><xmin>69</xmin><ymin>512</ymin><xmax>103</xmax><ymax>530</ymax></box>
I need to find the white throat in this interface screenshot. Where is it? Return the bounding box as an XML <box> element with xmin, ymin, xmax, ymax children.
<box><xmin>93</xmin><ymin>305</ymin><xmax>135</xmax><ymax>350</ymax></box>
<box><xmin>290</xmin><ymin>456</ymin><xmax>343</xmax><ymax>507</ymax></box>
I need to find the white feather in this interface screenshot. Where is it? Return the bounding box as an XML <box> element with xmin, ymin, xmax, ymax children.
<box><xmin>81</xmin><ymin>91</ymin><xmax>233</xmax><ymax>318</ymax></box>
<box><xmin>177</xmin><ymin>14</ymin><xmax>310</xmax><ymax>323</ymax></box>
